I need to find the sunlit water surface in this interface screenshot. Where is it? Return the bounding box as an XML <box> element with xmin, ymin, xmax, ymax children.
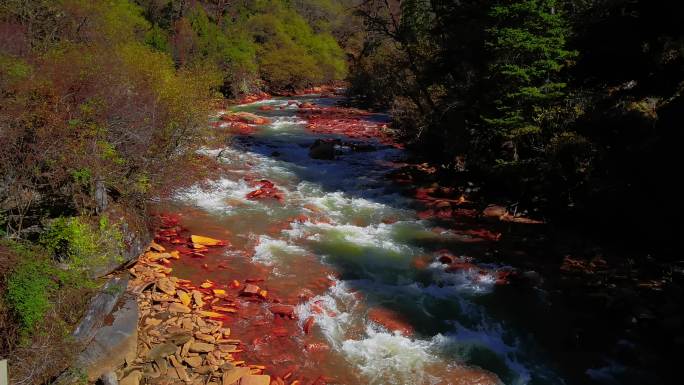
<box><xmin>158</xmin><ymin>95</ymin><xmax>565</xmax><ymax>385</ymax></box>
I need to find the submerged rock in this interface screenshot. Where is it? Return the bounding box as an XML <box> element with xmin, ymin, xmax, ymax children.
<box><xmin>367</xmin><ymin>307</ymin><xmax>414</xmax><ymax>337</ymax></box>
<box><xmin>309</xmin><ymin>139</ymin><xmax>339</xmax><ymax>160</ymax></box>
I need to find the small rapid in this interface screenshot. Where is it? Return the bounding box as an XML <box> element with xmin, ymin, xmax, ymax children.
<box><xmin>160</xmin><ymin>94</ymin><xmax>564</xmax><ymax>385</ymax></box>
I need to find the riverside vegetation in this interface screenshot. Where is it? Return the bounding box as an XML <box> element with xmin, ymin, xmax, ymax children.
<box><xmin>0</xmin><ymin>1</ymin><xmax>682</xmax><ymax>385</ymax></box>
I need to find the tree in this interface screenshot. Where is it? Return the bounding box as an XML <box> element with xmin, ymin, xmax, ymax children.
<box><xmin>483</xmin><ymin>0</ymin><xmax>577</xmax><ymax>164</ymax></box>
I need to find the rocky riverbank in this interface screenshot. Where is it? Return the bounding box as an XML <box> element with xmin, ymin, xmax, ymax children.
<box><xmin>113</xmin><ymin>234</ymin><xmax>276</xmax><ymax>385</ymax></box>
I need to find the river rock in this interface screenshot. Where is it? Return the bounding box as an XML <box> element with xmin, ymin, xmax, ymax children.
<box><xmin>157</xmin><ymin>278</ymin><xmax>176</xmax><ymax>296</ymax></box>
<box><xmin>184</xmin><ymin>356</ymin><xmax>203</xmax><ymax>368</ymax></box>
<box><xmin>168</xmin><ymin>303</ymin><xmax>191</xmax><ymax>313</ymax></box>
<box><xmin>241</xmin><ymin>284</ymin><xmax>260</xmax><ymax>296</ymax></box>
<box><xmin>367</xmin><ymin>307</ymin><xmax>414</xmax><ymax>337</ymax></box>
<box><xmin>482</xmin><ymin>204</ymin><xmax>508</xmax><ymax>219</ymax></box>
<box><xmin>195</xmin><ymin>332</ymin><xmax>216</xmax><ymax>343</ymax></box>
<box><xmin>119</xmin><ymin>371</ymin><xmax>142</xmax><ymax>385</ymax></box>
<box><xmin>148</xmin><ymin>343</ymin><xmax>177</xmax><ymax>361</ymax></box>
<box><xmin>269</xmin><ymin>304</ymin><xmax>295</xmax><ymax>318</ymax></box>
<box><xmin>168</xmin><ymin>331</ymin><xmax>193</xmax><ymax>345</ymax></box>
<box><xmin>240</xmin><ymin>375</ymin><xmax>271</xmax><ymax>385</ymax></box>
<box><xmin>221</xmin><ymin>367</ymin><xmax>250</xmax><ymax>385</ymax></box>
<box><xmin>309</xmin><ymin>139</ymin><xmax>338</xmax><ymax>160</ymax></box>
<box><xmin>189</xmin><ymin>342</ymin><xmax>215</xmax><ymax>353</ymax></box>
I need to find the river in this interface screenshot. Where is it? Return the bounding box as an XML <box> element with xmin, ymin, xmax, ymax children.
<box><xmin>154</xmin><ymin>94</ymin><xmax>564</xmax><ymax>385</ymax></box>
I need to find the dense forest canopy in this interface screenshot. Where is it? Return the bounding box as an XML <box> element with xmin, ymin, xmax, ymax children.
<box><xmin>349</xmin><ymin>0</ymin><xmax>683</xmax><ymax>246</ymax></box>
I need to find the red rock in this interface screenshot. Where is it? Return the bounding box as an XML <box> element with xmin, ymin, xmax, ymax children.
<box><xmin>158</xmin><ymin>229</ymin><xmax>178</xmax><ymax>237</ymax></box>
<box><xmin>241</xmin><ymin>284</ymin><xmax>260</xmax><ymax>296</ymax></box>
<box><xmin>367</xmin><ymin>308</ymin><xmax>414</xmax><ymax>336</ymax></box>
<box><xmin>411</xmin><ymin>256</ymin><xmax>430</xmax><ymax>270</ymax></box>
<box><xmin>303</xmin><ymin>316</ymin><xmax>315</xmax><ymax>334</ymax></box>
<box><xmin>229</xmin><ymin>122</ymin><xmax>256</xmax><ymax>135</ymax></box>
<box><xmin>246</xmin><ymin>179</ymin><xmax>284</xmax><ymax>203</ymax></box>
<box><xmin>464</xmin><ymin>229</ymin><xmax>501</xmax><ymax>241</ymax></box>
<box><xmin>272</xmin><ymin>327</ymin><xmax>289</xmax><ymax>337</ymax></box>
<box><xmin>270</xmin><ymin>305</ymin><xmax>295</xmax><ymax>318</ymax></box>
<box><xmin>438</xmin><ymin>254</ymin><xmax>454</xmax><ymax>264</ymax></box>
<box><xmin>258</xmin><ymin>105</ymin><xmax>274</xmax><ymax>111</ymax></box>
<box><xmin>483</xmin><ymin>204</ymin><xmax>508</xmax><ymax>219</ymax></box>
<box><xmin>304</xmin><ymin>342</ymin><xmax>330</xmax><ymax>353</ymax></box>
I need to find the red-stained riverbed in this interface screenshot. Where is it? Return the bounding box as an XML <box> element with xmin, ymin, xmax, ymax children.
<box><xmin>151</xmin><ymin>94</ymin><xmax>562</xmax><ymax>385</ymax></box>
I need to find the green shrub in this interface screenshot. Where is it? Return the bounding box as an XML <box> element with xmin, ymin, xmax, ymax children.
<box><xmin>6</xmin><ymin>255</ymin><xmax>57</xmax><ymax>333</ymax></box>
<box><xmin>40</xmin><ymin>216</ymin><xmax>124</xmax><ymax>271</ymax></box>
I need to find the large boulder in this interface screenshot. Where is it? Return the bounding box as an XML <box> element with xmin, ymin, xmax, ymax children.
<box><xmin>76</xmin><ymin>295</ymin><xmax>139</xmax><ymax>381</ymax></box>
<box><xmin>308</xmin><ymin>139</ymin><xmax>339</xmax><ymax>160</ymax></box>
<box><xmin>220</xmin><ymin>111</ymin><xmax>271</xmax><ymax>125</ymax></box>
<box><xmin>72</xmin><ymin>275</ymin><xmax>129</xmax><ymax>344</ymax></box>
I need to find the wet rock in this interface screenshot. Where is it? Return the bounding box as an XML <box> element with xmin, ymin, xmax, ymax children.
<box><xmin>438</xmin><ymin>254</ymin><xmax>454</xmax><ymax>264</ymax></box>
<box><xmin>303</xmin><ymin>316</ymin><xmax>315</xmax><ymax>334</ymax></box>
<box><xmin>221</xmin><ymin>111</ymin><xmax>270</xmax><ymax>125</ymax></box>
<box><xmin>217</xmin><ymin>344</ymin><xmax>239</xmax><ymax>353</ymax></box>
<box><xmin>241</xmin><ymin>284</ymin><xmax>260</xmax><ymax>296</ymax></box>
<box><xmin>482</xmin><ymin>204</ymin><xmax>508</xmax><ymax>220</ymax></box>
<box><xmin>367</xmin><ymin>307</ymin><xmax>414</xmax><ymax>337</ymax></box>
<box><xmin>308</xmin><ymin>139</ymin><xmax>338</xmax><ymax>160</ymax></box>
<box><xmin>269</xmin><ymin>304</ymin><xmax>295</xmax><ymax>318</ymax></box>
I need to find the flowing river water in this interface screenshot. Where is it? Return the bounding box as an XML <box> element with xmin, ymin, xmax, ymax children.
<box><xmin>154</xmin><ymin>94</ymin><xmax>565</xmax><ymax>385</ymax></box>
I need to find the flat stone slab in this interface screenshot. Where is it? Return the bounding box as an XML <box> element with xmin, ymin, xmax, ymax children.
<box><xmin>73</xmin><ymin>275</ymin><xmax>129</xmax><ymax>344</ymax></box>
<box><xmin>76</xmin><ymin>294</ymin><xmax>138</xmax><ymax>381</ymax></box>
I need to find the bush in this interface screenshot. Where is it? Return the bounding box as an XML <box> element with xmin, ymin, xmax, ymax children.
<box><xmin>40</xmin><ymin>216</ymin><xmax>123</xmax><ymax>271</ymax></box>
<box><xmin>1</xmin><ymin>240</ymin><xmax>95</xmax><ymax>384</ymax></box>
<box><xmin>6</xmin><ymin>253</ymin><xmax>57</xmax><ymax>333</ymax></box>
